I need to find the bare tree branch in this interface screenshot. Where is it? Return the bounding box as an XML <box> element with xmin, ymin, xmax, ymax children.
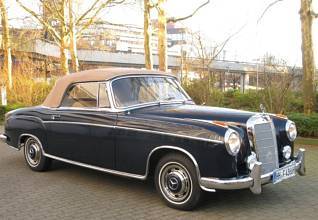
<box><xmin>75</xmin><ymin>0</ymin><xmax>101</xmax><ymax>26</ymax></box>
<box><xmin>77</xmin><ymin>0</ymin><xmax>126</xmax><ymax>34</ymax></box>
<box><xmin>40</xmin><ymin>0</ymin><xmax>64</xmax><ymax>21</ymax></box>
<box><xmin>257</xmin><ymin>0</ymin><xmax>284</xmax><ymax>24</ymax></box>
<box><xmin>207</xmin><ymin>23</ymin><xmax>247</xmax><ymax>65</ymax></box>
<box><xmin>16</xmin><ymin>0</ymin><xmax>61</xmax><ymax>42</ymax></box>
<box><xmin>149</xmin><ymin>0</ymin><xmax>158</xmax><ymax>8</ymax></box>
<box><xmin>167</xmin><ymin>0</ymin><xmax>210</xmax><ymax>23</ymax></box>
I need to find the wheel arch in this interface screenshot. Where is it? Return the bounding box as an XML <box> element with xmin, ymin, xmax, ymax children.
<box><xmin>18</xmin><ymin>133</ymin><xmax>45</xmax><ymax>152</ymax></box>
<box><xmin>145</xmin><ymin>146</ymin><xmax>201</xmax><ymax>180</ymax></box>
<box><xmin>6</xmin><ymin>115</ymin><xmax>47</xmax><ymax>149</ymax></box>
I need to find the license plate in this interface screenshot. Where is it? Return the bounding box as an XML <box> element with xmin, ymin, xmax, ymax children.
<box><xmin>272</xmin><ymin>161</ymin><xmax>296</xmax><ymax>184</ymax></box>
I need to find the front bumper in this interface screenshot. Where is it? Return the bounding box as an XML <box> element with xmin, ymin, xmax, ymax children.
<box><xmin>200</xmin><ymin>148</ymin><xmax>306</xmax><ymax>194</ymax></box>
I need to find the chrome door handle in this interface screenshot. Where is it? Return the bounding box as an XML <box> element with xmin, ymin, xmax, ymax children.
<box><xmin>51</xmin><ymin>114</ymin><xmax>61</xmax><ymax>120</ymax></box>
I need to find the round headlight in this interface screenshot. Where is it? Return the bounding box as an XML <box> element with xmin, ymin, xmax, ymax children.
<box><xmin>285</xmin><ymin>120</ymin><xmax>297</xmax><ymax>141</ymax></box>
<box><xmin>283</xmin><ymin>145</ymin><xmax>292</xmax><ymax>160</ymax></box>
<box><xmin>224</xmin><ymin>129</ymin><xmax>241</xmax><ymax>156</ymax></box>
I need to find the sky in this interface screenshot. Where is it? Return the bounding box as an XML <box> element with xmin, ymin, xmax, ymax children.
<box><xmin>5</xmin><ymin>0</ymin><xmax>318</xmax><ymax>66</ymax></box>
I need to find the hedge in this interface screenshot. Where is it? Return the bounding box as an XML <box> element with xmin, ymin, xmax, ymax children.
<box><xmin>288</xmin><ymin>113</ymin><xmax>318</xmax><ymax>138</ymax></box>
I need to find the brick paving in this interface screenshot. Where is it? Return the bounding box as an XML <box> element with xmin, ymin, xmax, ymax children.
<box><xmin>0</xmin><ymin>128</ymin><xmax>317</xmax><ymax>219</ymax></box>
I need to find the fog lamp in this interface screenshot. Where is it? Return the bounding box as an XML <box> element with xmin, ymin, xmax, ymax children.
<box><xmin>283</xmin><ymin>145</ymin><xmax>292</xmax><ymax>160</ymax></box>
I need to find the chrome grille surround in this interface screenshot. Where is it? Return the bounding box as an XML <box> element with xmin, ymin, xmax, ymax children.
<box><xmin>246</xmin><ymin>114</ymin><xmax>279</xmax><ymax>174</ymax></box>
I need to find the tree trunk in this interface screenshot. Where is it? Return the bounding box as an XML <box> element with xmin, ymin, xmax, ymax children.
<box><xmin>300</xmin><ymin>0</ymin><xmax>316</xmax><ymax>114</ymax></box>
<box><xmin>69</xmin><ymin>0</ymin><xmax>79</xmax><ymax>72</ymax></box>
<box><xmin>60</xmin><ymin>0</ymin><xmax>69</xmax><ymax>75</ymax></box>
<box><xmin>143</xmin><ymin>0</ymin><xmax>153</xmax><ymax>70</ymax></box>
<box><xmin>158</xmin><ymin>0</ymin><xmax>167</xmax><ymax>71</ymax></box>
<box><xmin>60</xmin><ymin>42</ymin><xmax>69</xmax><ymax>75</ymax></box>
<box><xmin>0</xmin><ymin>0</ymin><xmax>12</xmax><ymax>89</ymax></box>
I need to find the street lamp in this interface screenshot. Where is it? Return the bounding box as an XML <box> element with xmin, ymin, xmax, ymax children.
<box><xmin>253</xmin><ymin>58</ymin><xmax>260</xmax><ymax>91</ymax></box>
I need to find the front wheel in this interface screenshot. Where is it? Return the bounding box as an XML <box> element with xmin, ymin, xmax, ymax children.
<box><xmin>155</xmin><ymin>153</ymin><xmax>203</xmax><ymax>210</ymax></box>
<box><xmin>24</xmin><ymin>136</ymin><xmax>51</xmax><ymax>171</ymax></box>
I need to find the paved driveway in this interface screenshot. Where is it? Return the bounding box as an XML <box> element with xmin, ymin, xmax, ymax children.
<box><xmin>0</xmin><ymin>132</ymin><xmax>317</xmax><ymax>219</ymax></box>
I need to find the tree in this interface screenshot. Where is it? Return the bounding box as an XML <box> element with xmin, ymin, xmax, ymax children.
<box><xmin>261</xmin><ymin>54</ymin><xmax>298</xmax><ymax>113</ymax></box>
<box><xmin>17</xmin><ymin>0</ymin><xmax>71</xmax><ymax>74</ymax></box>
<box><xmin>300</xmin><ymin>0</ymin><xmax>317</xmax><ymax>114</ymax></box>
<box><xmin>182</xmin><ymin>31</ymin><xmax>241</xmax><ymax>103</ymax></box>
<box><xmin>0</xmin><ymin>0</ymin><xmax>13</xmax><ymax>89</ymax></box>
<box><xmin>17</xmin><ymin>0</ymin><xmax>126</xmax><ymax>74</ymax></box>
<box><xmin>70</xmin><ymin>0</ymin><xmax>126</xmax><ymax>72</ymax></box>
<box><xmin>258</xmin><ymin>0</ymin><xmax>317</xmax><ymax>114</ymax></box>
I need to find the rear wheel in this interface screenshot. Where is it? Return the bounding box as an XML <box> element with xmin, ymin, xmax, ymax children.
<box><xmin>154</xmin><ymin>153</ymin><xmax>203</xmax><ymax>210</ymax></box>
<box><xmin>24</xmin><ymin>136</ymin><xmax>51</xmax><ymax>171</ymax></box>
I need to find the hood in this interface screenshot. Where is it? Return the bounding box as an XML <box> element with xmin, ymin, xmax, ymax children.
<box><xmin>132</xmin><ymin>103</ymin><xmax>256</xmax><ymax>124</ymax></box>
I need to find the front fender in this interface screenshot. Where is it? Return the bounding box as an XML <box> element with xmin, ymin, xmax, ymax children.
<box><xmin>118</xmin><ymin>113</ymin><xmax>241</xmax><ymax>178</ymax></box>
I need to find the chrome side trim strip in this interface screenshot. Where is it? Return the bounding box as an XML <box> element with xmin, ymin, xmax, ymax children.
<box><xmin>42</xmin><ymin>121</ymin><xmax>224</xmax><ymax>144</ymax></box>
<box><xmin>7</xmin><ymin>145</ymin><xmax>21</xmax><ymax>151</ymax></box>
<box><xmin>43</xmin><ymin>121</ymin><xmax>115</xmax><ymax>129</ymax></box>
<box><xmin>115</xmin><ymin>125</ymin><xmax>223</xmax><ymax>144</ymax></box>
<box><xmin>44</xmin><ymin>153</ymin><xmax>146</xmax><ymax>180</ymax></box>
<box><xmin>13</xmin><ymin>115</ymin><xmax>44</xmax><ymax>122</ymax></box>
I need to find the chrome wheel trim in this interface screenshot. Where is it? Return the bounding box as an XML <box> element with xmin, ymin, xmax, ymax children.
<box><xmin>24</xmin><ymin>138</ymin><xmax>41</xmax><ymax>167</ymax></box>
<box><xmin>158</xmin><ymin>162</ymin><xmax>193</xmax><ymax>205</ymax></box>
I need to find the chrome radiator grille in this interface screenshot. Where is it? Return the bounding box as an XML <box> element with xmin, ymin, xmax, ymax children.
<box><xmin>254</xmin><ymin>122</ymin><xmax>279</xmax><ymax>174</ymax></box>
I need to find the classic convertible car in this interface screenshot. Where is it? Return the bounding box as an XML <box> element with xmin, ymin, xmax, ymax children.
<box><xmin>0</xmin><ymin>68</ymin><xmax>305</xmax><ymax>210</ymax></box>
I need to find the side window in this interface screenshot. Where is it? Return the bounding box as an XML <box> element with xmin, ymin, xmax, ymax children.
<box><xmin>61</xmin><ymin>82</ymin><xmax>98</xmax><ymax>108</ymax></box>
<box><xmin>98</xmin><ymin>83</ymin><xmax>110</xmax><ymax>108</ymax></box>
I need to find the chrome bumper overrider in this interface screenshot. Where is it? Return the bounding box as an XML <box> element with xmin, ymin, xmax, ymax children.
<box><xmin>200</xmin><ymin>148</ymin><xmax>306</xmax><ymax>194</ymax></box>
<box><xmin>0</xmin><ymin>134</ymin><xmax>7</xmax><ymax>143</ymax></box>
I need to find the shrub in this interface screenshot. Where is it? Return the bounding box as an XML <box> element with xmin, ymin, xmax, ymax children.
<box><xmin>222</xmin><ymin>90</ymin><xmax>261</xmax><ymax>112</ymax></box>
<box><xmin>7</xmin><ymin>73</ymin><xmax>54</xmax><ymax>106</ymax></box>
<box><xmin>183</xmin><ymin>79</ymin><xmax>224</xmax><ymax>106</ymax></box>
<box><xmin>285</xmin><ymin>92</ymin><xmax>304</xmax><ymax>113</ymax></box>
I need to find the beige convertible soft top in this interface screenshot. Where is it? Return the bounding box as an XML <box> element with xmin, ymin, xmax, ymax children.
<box><xmin>42</xmin><ymin>68</ymin><xmax>174</xmax><ymax>108</ymax></box>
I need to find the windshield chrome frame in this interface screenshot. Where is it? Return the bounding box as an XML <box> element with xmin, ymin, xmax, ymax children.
<box><xmin>109</xmin><ymin>74</ymin><xmax>192</xmax><ymax>111</ymax></box>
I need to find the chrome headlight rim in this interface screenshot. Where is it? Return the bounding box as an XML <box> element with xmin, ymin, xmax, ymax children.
<box><xmin>224</xmin><ymin>129</ymin><xmax>241</xmax><ymax>156</ymax></box>
<box><xmin>285</xmin><ymin>120</ymin><xmax>297</xmax><ymax>141</ymax></box>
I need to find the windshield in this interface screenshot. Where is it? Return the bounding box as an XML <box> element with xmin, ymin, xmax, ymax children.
<box><xmin>112</xmin><ymin>76</ymin><xmax>188</xmax><ymax>108</ymax></box>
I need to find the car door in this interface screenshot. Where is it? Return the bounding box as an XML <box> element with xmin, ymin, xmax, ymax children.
<box><xmin>45</xmin><ymin>82</ymin><xmax>117</xmax><ymax>169</ymax></box>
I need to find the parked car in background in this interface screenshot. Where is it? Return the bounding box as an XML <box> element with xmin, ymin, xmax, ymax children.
<box><xmin>0</xmin><ymin>68</ymin><xmax>306</xmax><ymax>210</ymax></box>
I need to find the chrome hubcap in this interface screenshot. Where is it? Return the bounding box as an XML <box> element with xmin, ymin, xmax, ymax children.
<box><xmin>159</xmin><ymin>162</ymin><xmax>192</xmax><ymax>203</ymax></box>
<box><xmin>25</xmin><ymin>140</ymin><xmax>41</xmax><ymax>167</ymax></box>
